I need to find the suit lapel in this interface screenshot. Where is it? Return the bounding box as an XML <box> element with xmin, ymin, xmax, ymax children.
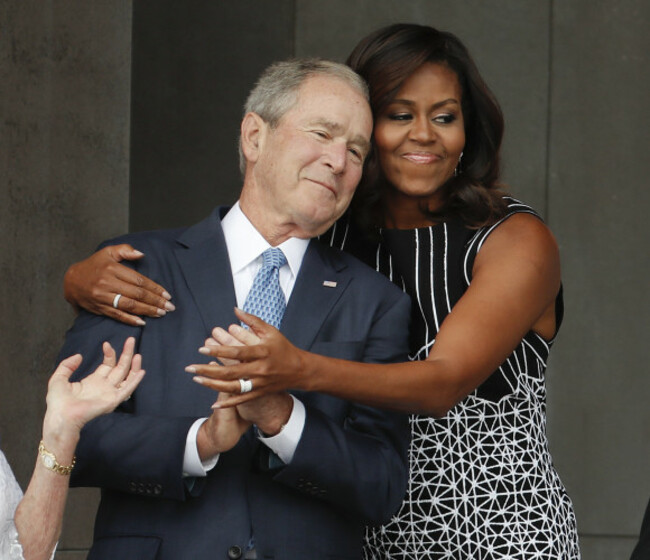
<box><xmin>173</xmin><ymin>213</ymin><xmax>351</xmax><ymax>346</ymax></box>
<box><xmin>174</xmin><ymin>207</ymin><xmax>238</xmax><ymax>331</ymax></box>
<box><xmin>282</xmin><ymin>240</ymin><xmax>350</xmax><ymax>350</ymax></box>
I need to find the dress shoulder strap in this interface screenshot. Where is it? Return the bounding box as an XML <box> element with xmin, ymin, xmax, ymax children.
<box><xmin>462</xmin><ymin>197</ymin><xmax>542</xmax><ymax>286</ymax></box>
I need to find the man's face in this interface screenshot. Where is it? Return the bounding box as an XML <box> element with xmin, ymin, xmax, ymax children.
<box><xmin>250</xmin><ymin>75</ymin><xmax>372</xmax><ymax>239</ymax></box>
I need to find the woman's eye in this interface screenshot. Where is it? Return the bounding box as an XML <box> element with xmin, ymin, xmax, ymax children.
<box><xmin>388</xmin><ymin>113</ymin><xmax>412</xmax><ymax>122</ymax></box>
<box><xmin>433</xmin><ymin>113</ymin><xmax>457</xmax><ymax>124</ymax></box>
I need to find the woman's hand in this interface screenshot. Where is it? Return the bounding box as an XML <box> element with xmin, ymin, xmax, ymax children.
<box><xmin>63</xmin><ymin>244</ymin><xmax>175</xmax><ymax>326</ymax></box>
<box><xmin>15</xmin><ymin>340</ymin><xmax>144</xmax><ymax>559</ymax></box>
<box><xmin>187</xmin><ymin>308</ymin><xmax>308</xmax><ymax>407</ymax></box>
<box><xmin>43</xmin><ymin>337</ymin><xmax>146</xmax><ymax>439</ymax></box>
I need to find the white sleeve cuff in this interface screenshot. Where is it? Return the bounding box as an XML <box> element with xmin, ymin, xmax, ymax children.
<box><xmin>257</xmin><ymin>395</ymin><xmax>305</xmax><ymax>464</ymax></box>
<box><xmin>182</xmin><ymin>417</ymin><xmax>219</xmax><ymax>477</ymax></box>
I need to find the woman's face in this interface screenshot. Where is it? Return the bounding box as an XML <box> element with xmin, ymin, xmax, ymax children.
<box><xmin>373</xmin><ymin>62</ymin><xmax>465</xmax><ymax>227</ymax></box>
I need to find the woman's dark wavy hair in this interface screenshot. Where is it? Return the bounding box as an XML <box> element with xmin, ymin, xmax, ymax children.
<box><xmin>346</xmin><ymin>23</ymin><xmax>508</xmax><ymax>230</ymax></box>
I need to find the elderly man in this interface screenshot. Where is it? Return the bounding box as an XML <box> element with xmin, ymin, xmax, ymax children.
<box><xmin>59</xmin><ymin>59</ymin><xmax>411</xmax><ymax>560</ymax></box>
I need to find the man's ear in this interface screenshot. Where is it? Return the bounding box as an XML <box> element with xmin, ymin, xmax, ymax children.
<box><xmin>241</xmin><ymin>112</ymin><xmax>268</xmax><ymax>164</ymax></box>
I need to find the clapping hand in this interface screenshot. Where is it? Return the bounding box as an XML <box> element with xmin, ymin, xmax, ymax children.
<box><xmin>188</xmin><ymin>310</ymin><xmax>295</xmax><ymax>434</ymax></box>
<box><xmin>187</xmin><ymin>308</ymin><xmax>306</xmax><ymax>408</ymax></box>
<box><xmin>44</xmin><ymin>337</ymin><xmax>145</xmax><ymax>438</ymax></box>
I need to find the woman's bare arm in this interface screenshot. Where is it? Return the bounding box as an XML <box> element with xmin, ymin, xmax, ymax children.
<box><xmin>188</xmin><ymin>214</ymin><xmax>560</xmax><ymax>416</ymax></box>
<box><xmin>14</xmin><ymin>339</ymin><xmax>144</xmax><ymax>560</ymax></box>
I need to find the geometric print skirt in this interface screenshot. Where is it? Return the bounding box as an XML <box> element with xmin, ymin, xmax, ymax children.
<box><xmin>363</xmin><ymin>393</ymin><xmax>580</xmax><ymax>559</ymax></box>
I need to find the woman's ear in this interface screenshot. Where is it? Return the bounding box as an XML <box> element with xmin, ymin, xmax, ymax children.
<box><xmin>240</xmin><ymin>112</ymin><xmax>267</xmax><ymax>164</ymax></box>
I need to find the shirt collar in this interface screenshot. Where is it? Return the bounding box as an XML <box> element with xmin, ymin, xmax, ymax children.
<box><xmin>221</xmin><ymin>201</ymin><xmax>309</xmax><ymax>277</ymax></box>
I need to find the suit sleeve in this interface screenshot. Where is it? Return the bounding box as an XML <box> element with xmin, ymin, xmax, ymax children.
<box><xmin>62</xmin><ymin>237</ymin><xmax>199</xmax><ymax>502</ymax></box>
<box><xmin>273</xmin><ymin>287</ymin><xmax>412</xmax><ymax>525</ymax></box>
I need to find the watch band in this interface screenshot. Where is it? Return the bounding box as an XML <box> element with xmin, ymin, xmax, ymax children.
<box><xmin>38</xmin><ymin>440</ymin><xmax>76</xmax><ymax>476</ymax></box>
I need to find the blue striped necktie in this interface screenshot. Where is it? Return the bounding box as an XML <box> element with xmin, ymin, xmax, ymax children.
<box><xmin>243</xmin><ymin>247</ymin><xmax>287</xmax><ymax>329</ymax></box>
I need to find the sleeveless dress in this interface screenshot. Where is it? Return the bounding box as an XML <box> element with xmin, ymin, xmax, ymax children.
<box><xmin>323</xmin><ymin>198</ymin><xmax>580</xmax><ymax>559</ymax></box>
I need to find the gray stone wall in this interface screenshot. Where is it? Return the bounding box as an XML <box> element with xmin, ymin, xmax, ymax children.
<box><xmin>1</xmin><ymin>1</ymin><xmax>647</xmax><ymax>558</ymax></box>
<box><xmin>0</xmin><ymin>1</ymin><xmax>132</xmax><ymax>558</ymax></box>
<box><xmin>129</xmin><ymin>0</ymin><xmax>295</xmax><ymax>231</ymax></box>
<box><xmin>547</xmin><ymin>2</ymin><xmax>650</xmax><ymax>557</ymax></box>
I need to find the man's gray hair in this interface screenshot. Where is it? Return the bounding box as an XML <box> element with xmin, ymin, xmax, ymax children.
<box><xmin>238</xmin><ymin>58</ymin><xmax>369</xmax><ymax>173</ymax></box>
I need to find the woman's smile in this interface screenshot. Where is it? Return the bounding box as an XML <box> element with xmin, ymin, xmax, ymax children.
<box><xmin>400</xmin><ymin>151</ymin><xmax>444</xmax><ymax>165</ymax></box>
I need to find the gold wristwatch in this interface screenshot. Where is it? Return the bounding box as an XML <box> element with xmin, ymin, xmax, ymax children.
<box><xmin>38</xmin><ymin>440</ymin><xmax>76</xmax><ymax>476</ymax></box>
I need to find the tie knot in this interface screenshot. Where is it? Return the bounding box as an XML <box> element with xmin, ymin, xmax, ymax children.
<box><xmin>262</xmin><ymin>247</ymin><xmax>287</xmax><ymax>270</ymax></box>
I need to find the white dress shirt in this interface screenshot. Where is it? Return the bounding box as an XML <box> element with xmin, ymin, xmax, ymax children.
<box><xmin>183</xmin><ymin>202</ymin><xmax>309</xmax><ymax>476</ymax></box>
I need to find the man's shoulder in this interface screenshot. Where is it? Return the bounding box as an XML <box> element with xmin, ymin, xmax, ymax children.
<box><xmin>98</xmin><ymin>208</ymin><xmax>223</xmax><ymax>253</ymax></box>
<box><xmin>100</xmin><ymin>226</ymin><xmax>188</xmax><ymax>251</ymax></box>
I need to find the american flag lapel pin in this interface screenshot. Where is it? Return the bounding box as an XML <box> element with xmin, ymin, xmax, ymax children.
<box><xmin>323</xmin><ymin>280</ymin><xmax>337</xmax><ymax>288</ymax></box>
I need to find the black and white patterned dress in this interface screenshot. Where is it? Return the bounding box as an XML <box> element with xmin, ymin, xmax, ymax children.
<box><xmin>324</xmin><ymin>198</ymin><xmax>580</xmax><ymax>559</ymax></box>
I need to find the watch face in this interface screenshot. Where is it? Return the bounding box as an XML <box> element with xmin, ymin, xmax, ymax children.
<box><xmin>44</xmin><ymin>455</ymin><xmax>55</xmax><ymax>469</ymax></box>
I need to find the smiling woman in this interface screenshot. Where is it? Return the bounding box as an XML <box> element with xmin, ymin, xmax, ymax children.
<box><xmin>188</xmin><ymin>24</ymin><xmax>579</xmax><ymax>559</ymax></box>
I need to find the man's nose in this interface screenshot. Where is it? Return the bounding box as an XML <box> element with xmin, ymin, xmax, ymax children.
<box><xmin>323</xmin><ymin>142</ymin><xmax>347</xmax><ymax>174</ymax></box>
